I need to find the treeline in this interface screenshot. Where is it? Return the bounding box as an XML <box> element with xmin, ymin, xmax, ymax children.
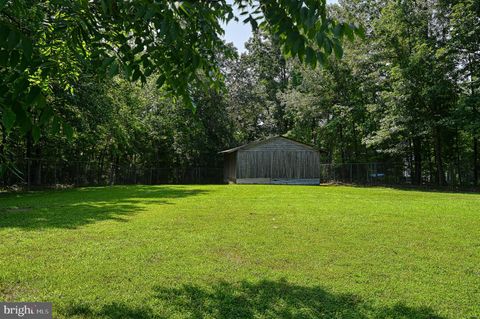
<box><xmin>1</xmin><ymin>0</ymin><xmax>479</xmax><ymax>187</ymax></box>
<box><xmin>226</xmin><ymin>0</ymin><xmax>480</xmax><ymax>186</ymax></box>
<box><xmin>1</xmin><ymin>75</ymin><xmax>235</xmax><ymax>184</ymax></box>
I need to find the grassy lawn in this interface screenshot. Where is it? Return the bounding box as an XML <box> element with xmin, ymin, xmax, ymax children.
<box><xmin>0</xmin><ymin>185</ymin><xmax>479</xmax><ymax>318</ymax></box>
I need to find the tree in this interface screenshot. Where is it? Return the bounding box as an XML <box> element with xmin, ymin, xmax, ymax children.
<box><xmin>363</xmin><ymin>0</ymin><xmax>458</xmax><ymax>185</ymax></box>
<box><xmin>226</xmin><ymin>32</ymin><xmax>291</xmax><ymax>141</ymax></box>
<box><xmin>0</xmin><ymin>0</ymin><xmax>362</xmax><ymax>147</ymax></box>
<box><xmin>449</xmin><ymin>0</ymin><xmax>480</xmax><ymax>185</ymax></box>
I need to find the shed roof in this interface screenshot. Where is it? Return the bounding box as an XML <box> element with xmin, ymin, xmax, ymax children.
<box><xmin>219</xmin><ymin>136</ymin><xmax>319</xmax><ymax>154</ymax></box>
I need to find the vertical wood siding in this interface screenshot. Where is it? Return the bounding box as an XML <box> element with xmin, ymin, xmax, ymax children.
<box><xmin>234</xmin><ymin>137</ymin><xmax>320</xmax><ymax>179</ymax></box>
<box><xmin>223</xmin><ymin>152</ymin><xmax>237</xmax><ymax>182</ymax></box>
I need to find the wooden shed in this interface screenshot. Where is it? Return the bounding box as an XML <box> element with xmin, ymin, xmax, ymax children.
<box><xmin>220</xmin><ymin>136</ymin><xmax>320</xmax><ymax>185</ymax></box>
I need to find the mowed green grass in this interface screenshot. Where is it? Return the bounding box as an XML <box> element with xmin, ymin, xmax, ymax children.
<box><xmin>0</xmin><ymin>185</ymin><xmax>479</xmax><ymax>319</ymax></box>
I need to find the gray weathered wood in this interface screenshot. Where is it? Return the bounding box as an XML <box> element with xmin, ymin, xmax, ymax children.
<box><xmin>222</xmin><ymin>137</ymin><xmax>320</xmax><ymax>184</ymax></box>
<box><xmin>223</xmin><ymin>152</ymin><xmax>237</xmax><ymax>183</ymax></box>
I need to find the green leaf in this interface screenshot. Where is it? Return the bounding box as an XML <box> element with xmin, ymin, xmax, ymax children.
<box><xmin>2</xmin><ymin>108</ymin><xmax>16</xmax><ymax>133</ymax></box>
<box><xmin>0</xmin><ymin>25</ymin><xmax>8</xmax><ymax>44</ymax></box>
<box><xmin>132</xmin><ymin>68</ymin><xmax>142</xmax><ymax>82</ymax></box>
<box><xmin>36</xmin><ymin>91</ymin><xmax>46</xmax><ymax>108</ymax></box>
<box><xmin>324</xmin><ymin>38</ymin><xmax>332</xmax><ymax>55</ymax></box>
<box><xmin>143</xmin><ymin>8</ymin><xmax>155</xmax><ymax>21</ymax></box>
<box><xmin>297</xmin><ymin>38</ymin><xmax>305</xmax><ymax>59</ymax></box>
<box><xmin>9</xmin><ymin>50</ymin><xmax>20</xmax><ymax>66</ymax></box>
<box><xmin>51</xmin><ymin>116</ymin><xmax>61</xmax><ymax>135</ymax></box>
<box><xmin>316</xmin><ymin>32</ymin><xmax>325</xmax><ymax>47</ymax></box>
<box><xmin>0</xmin><ymin>49</ymin><xmax>7</xmax><ymax>66</ymax></box>
<box><xmin>108</xmin><ymin>60</ymin><xmax>119</xmax><ymax>76</ymax></box>
<box><xmin>191</xmin><ymin>54</ymin><xmax>200</xmax><ymax>69</ymax></box>
<box><xmin>0</xmin><ymin>0</ymin><xmax>8</xmax><ymax>11</ymax></box>
<box><xmin>21</xmin><ymin>37</ymin><xmax>33</xmax><ymax>60</ymax></box>
<box><xmin>292</xmin><ymin>36</ymin><xmax>303</xmax><ymax>56</ymax></box>
<box><xmin>344</xmin><ymin>24</ymin><xmax>355</xmax><ymax>41</ymax></box>
<box><xmin>62</xmin><ymin>122</ymin><xmax>73</xmax><ymax>140</ymax></box>
<box><xmin>143</xmin><ymin>66</ymin><xmax>153</xmax><ymax>77</ymax></box>
<box><xmin>14</xmin><ymin>107</ymin><xmax>30</xmax><ymax>134</ymax></box>
<box><xmin>305</xmin><ymin>47</ymin><xmax>316</xmax><ymax>68</ymax></box>
<box><xmin>281</xmin><ymin>44</ymin><xmax>292</xmax><ymax>58</ymax></box>
<box><xmin>101</xmin><ymin>0</ymin><xmax>108</xmax><ymax>14</ymax></box>
<box><xmin>12</xmin><ymin>76</ymin><xmax>28</xmax><ymax>98</ymax></box>
<box><xmin>354</xmin><ymin>25</ymin><xmax>366</xmax><ymax>39</ymax></box>
<box><xmin>39</xmin><ymin>107</ymin><xmax>53</xmax><ymax>125</ymax></box>
<box><xmin>123</xmin><ymin>63</ymin><xmax>132</xmax><ymax>78</ymax></box>
<box><xmin>300</xmin><ymin>7</ymin><xmax>308</xmax><ymax>23</ymax></box>
<box><xmin>177</xmin><ymin>1</ymin><xmax>192</xmax><ymax>16</ymax></box>
<box><xmin>184</xmin><ymin>94</ymin><xmax>196</xmax><ymax>113</ymax></box>
<box><xmin>26</xmin><ymin>87</ymin><xmax>41</xmax><ymax>105</ymax></box>
<box><xmin>306</xmin><ymin>10</ymin><xmax>317</xmax><ymax>29</ymax></box>
<box><xmin>250</xmin><ymin>17</ymin><xmax>258</xmax><ymax>31</ymax></box>
<box><xmin>156</xmin><ymin>74</ymin><xmax>166</xmax><ymax>87</ymax></box>
<box><xmin>317</xmin><ymin>51</ymin><xmax>327</xmax><ymax>65</ymax></box>
<box><xmin>32</xmin><ymin>126</ymin><xmax>40</xmax><ymax>143</ymax></box>
<box><xmin>332</xmin><ymin>39</ymin><xmax>343</xmax><ymax>58</ymax></box>
<box><xmin>101</xmin><ymin>56</ymin><xmax>115</xmax><ymax>68</ymax></box>
<box><xmin>7</xmin><ymin>30</ymin><xmax>18</xmax><ymax>49</ymax></box>
<box><xmin>333</xmin><ymin>23</ymin><xmax>344</xmax><ymax>38</ymax></box>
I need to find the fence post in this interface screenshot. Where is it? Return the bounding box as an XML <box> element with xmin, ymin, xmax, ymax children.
<box><xmin>350</xmin><ymin>163</ymin><xmax>353</xmax><ymax>183</ymax></box>
<box><xmin>54</xmin><ymin>162</ymin><xmax>57</xmax><ymax>186</ymax></box>
<box><xmin>75</xmin><ymin>162</ymin><xmax>79</xmax><ymax>186</ymax></box>
<box><xmin>27</xmin><ymin>158</ymin><xmax>31</xmax><ymax>190</ymax></box>
<box><xmin>109</xmin><ymin>163</ymin><xmax>114</xmax><ymax>186</ymax></box>
<box><xmin>134</xmin><ymin>164</ymin><xmax>137</xmax><ymax>184</ymax></box>
<box><xmin>365</xmin><ymin>164</ymin><xmax>368</xmax><ymax>184</ymax></box>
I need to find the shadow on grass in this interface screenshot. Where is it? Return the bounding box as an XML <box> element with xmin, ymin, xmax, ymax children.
<box><xmin>65</xmin><ymin>279</ymin><xmax>444</xmax><ymax>319</ymax></box>
<box><xmin>322</xmin><ymin>183</ymin><xmax>480</xmax><ymax>195</ymax></box>
<box><xmin>0</xmin><ymin>185</ymin><xmax>208</xmax><ymax>230</ymax></box>
<box><xmin>382</xmin><ymin>184</ymin><xmax>480</xmax><ymax>195</ymax></box>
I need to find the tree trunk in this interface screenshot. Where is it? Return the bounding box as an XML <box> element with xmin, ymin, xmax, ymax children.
<box><xmin>469</xmin><ymin>53</ymin><xmax>478</xmax><ymax>187</ymax></box>
<box><xmin>474</xmin><ymin>137</ymin><xmax>478</xmax><ymax>187</ymax></box>
<box><xmin>0</xmin><ymin>123</ymin><xmax>6</xmax><ymax>186</ymax></box>
<box><xmin>0</xmin><ymin>123</ymin><xmax>6</xmax><ymax>161</ymax></box>
<box><xmin>413</xmin><ymin>137</ymin><xmax>422</xmax><ymax>185</ymax></box>
<box><xmin>434</xmin><ymin>128</ymin><xmax>446</xmax><ymax>186</ymax></box>
<box><xmin>352</xmin><ymin>121</ymin><xmax>359</xmax><ymax>162</ymax></box>
<box><xmin>455</xmin><ymin>134</ymin><xmax>462</xmax><ymax>186</ymax></box>
<box><xmin>407</xmin><ymin>139</ymin><xmax>414</xmax><ymax>183</ymax></box>
<box><xmin>338</xmin><ymin>124</ymin><xmax>346</xmax><ymax>164</ymax></box>
<box><xmin>25</xmin><ymin>133</ymin><xmax>39</xmax><ymax>185</ymax></box>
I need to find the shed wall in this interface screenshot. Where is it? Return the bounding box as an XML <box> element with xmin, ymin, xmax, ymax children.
<box><xmin>223</xmin><ymin>152</ymin><xmax>237</xmax><ymax>183</ymax></box>
<box><xmin>236</xmin><ymin>150</ymin><xmax>320</xmax><ymax>179</ymax></box>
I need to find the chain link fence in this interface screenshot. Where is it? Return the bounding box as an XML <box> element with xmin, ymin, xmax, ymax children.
<box><xmin>320</xmin><ymin>163</ymin><xmax>410</xmax><ymax>185</ymax></box>
<box><xmin>0</xmin><ymin>158</ymin><xmax>223</xmax><ymax>188</ymax></box>
<box><xmin>1</xmin><ymin>159</ymin><xmax>477</xmax><ymax>189</ymax></box>
<box><xmin>320</xmin><ymin>162</ymin><xmax>477</xmax><ymax>188</ymax></box>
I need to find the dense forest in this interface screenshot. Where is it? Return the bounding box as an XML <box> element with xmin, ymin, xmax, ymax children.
<box><xmin>0</xmin><ymin>0</ymin><xmax>479</xmax><ymax>187</ymax></box>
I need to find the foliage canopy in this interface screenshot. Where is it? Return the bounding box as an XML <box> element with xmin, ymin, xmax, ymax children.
<box><xmin>0</xmin><ymin>0</ymin><xmax>362</xmax><ymax>141</ymax></box>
